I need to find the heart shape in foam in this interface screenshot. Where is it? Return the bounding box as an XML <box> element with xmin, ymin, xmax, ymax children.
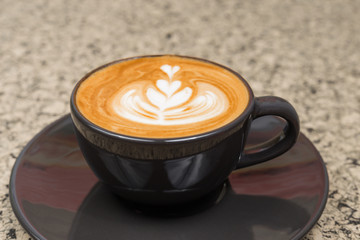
<box><xmin>160</xmin><ymin>65</ymin><xmax>180</xmax><ymax>80</ymax></box>
<box><xmin>147</xmin><ymin>81</ymin><xmax>192</xmax><ymax>111</ymax></box>
<box><xmin>156</xmin><ymin>80</ymin><xmax>182</xmax><ymax>97</ymax></box>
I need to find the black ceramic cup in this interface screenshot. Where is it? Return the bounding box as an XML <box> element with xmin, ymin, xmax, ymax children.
<box><xmin>70</xmin><ymin>55</ymin><xmax>300</xmax><ymax>205</ymax></box>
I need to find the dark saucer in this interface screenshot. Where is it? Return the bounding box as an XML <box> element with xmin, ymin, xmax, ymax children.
<box><xmin>10</xmin><ymin>115</ymin><xmax>328</xmax><ymax>240</ymax></box>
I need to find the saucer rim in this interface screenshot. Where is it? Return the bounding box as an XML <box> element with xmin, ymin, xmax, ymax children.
<box><xmin>9</xmin><ymin>114</ymin><xmax>329</xmax><ymax>240</ymax></box>
<box><xmin>290</xmin><ymin>142</ymin><xmax>329</xmax><ymax>239</ymax></box>
<box><xmin>9</xmin><ymin>115</ymin><xmax>71</xmax><ymax>240</ymax></box>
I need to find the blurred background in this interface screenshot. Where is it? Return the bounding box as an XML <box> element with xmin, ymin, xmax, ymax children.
<box><xmin>1</xmin><ymin>0</ymin><xmax>359</xmax><ymax>239</ymax></box>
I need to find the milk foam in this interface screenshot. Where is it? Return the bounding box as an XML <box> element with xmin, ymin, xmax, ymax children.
<box><xmin>75</xmin><ymin>56</ymin><xmax>249</xmax><ymax>138</ymax></box>
<box><xmin>111</xmin><ymin>65</ymin><xmax>228</xmax><ymax>125</ymax></box>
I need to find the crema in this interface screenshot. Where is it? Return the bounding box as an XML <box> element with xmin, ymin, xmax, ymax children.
<box><xmin>75</xmin><ymin>56</ymin><xmax>249</xmax><ymax>138</ymax></box>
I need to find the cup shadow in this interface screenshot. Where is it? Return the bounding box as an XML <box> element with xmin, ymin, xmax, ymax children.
<box><xmin>68</xmin><ymin>181</ymin><xmax>310</xmax><ymax>240</ymax></box>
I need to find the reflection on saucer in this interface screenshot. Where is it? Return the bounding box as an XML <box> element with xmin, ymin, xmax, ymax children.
<box><xmin>10</xmin><ymin>115</ymin><xmax>328</xmax><ymax>240</ymax></box>
<box><xmin>68</xmin><ymin>182</ymin><xmax>310</xmax><ymax>240</ymax></box>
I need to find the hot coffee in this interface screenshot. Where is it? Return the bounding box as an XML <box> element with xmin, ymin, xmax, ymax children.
<box><xmin>76</xmin><ymin>55</ymin><xmax>249</xmax><ymax>138</ymax></box>
<box><xmin>71</xmin><ymin>55</ymin><xmax>300</xmax><ymax>205</ymax></box>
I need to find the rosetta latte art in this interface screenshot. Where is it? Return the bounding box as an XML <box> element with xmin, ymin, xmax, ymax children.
<box><xmin>112</xmin><ymin>65</ymin><xmax>229</xmax><ymax>125</ymax></box>
<box><xmin>76</xmin><ymin>56</ymin><xmax>249</xmax><ymax>138</ymax></box>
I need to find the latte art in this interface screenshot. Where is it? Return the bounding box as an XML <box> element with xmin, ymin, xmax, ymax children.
<box><xmin>75</xmin><ymin>56</ymin><xmax>249</xmax><ymax>138</ymax></box>
<box><xmin>112</xmin><ymin>65</ymin><xmax>228</xmax><ymax>125</ymax></box>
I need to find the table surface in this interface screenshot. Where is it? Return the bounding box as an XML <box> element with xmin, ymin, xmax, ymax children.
<box><xmin>1</xmin><ymin>0</ymin><xmax>359</xmax><ymax>239</ymax></box>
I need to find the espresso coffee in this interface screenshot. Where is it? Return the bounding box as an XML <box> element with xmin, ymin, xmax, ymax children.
<box><xmin>75</xmin><ymin>56</ymin><xmax>249</xmax><ymax>138</ymax></box>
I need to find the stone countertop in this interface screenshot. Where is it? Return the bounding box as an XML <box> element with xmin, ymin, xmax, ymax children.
<box><xmin>1</xmin><ymin>0</ymin><xmax>359</xmax><ymax>239</ymax></box>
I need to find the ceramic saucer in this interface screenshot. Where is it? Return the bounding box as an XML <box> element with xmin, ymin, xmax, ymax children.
<box><xmin>10</xmin><ymin>115</ymin><xmax>328</xmax><ymax>240</ymax></box>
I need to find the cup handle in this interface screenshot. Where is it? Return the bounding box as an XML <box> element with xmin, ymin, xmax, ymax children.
<box><xmin>237</xmin><ymin>96</ymin><xmax>300</xmax><ymax>168</ymax></box>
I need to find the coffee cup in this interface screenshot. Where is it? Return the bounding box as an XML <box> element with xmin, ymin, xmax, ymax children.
<box><xmin>70</xmin><ymin>55</ymin><xmax>300</xmax><ymax>205</ymax></box>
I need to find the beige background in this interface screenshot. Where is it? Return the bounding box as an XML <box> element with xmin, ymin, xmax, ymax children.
<box><xmin>1</xmin><ymin>0</ymin><xmax>359</xmax><ymax>239</ymax></box>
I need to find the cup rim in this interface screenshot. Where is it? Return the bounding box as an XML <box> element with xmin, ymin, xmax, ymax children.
<box><xmin>70</xmin><ymin>54</ymin><xmax>255</xmax><ymax>144</ymax></box>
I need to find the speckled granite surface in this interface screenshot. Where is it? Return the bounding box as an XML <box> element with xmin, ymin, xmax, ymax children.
<box><xmin>1</xmin><ymin>0</ymin><xmax>359</xmax><ymax>239</ymax></box>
